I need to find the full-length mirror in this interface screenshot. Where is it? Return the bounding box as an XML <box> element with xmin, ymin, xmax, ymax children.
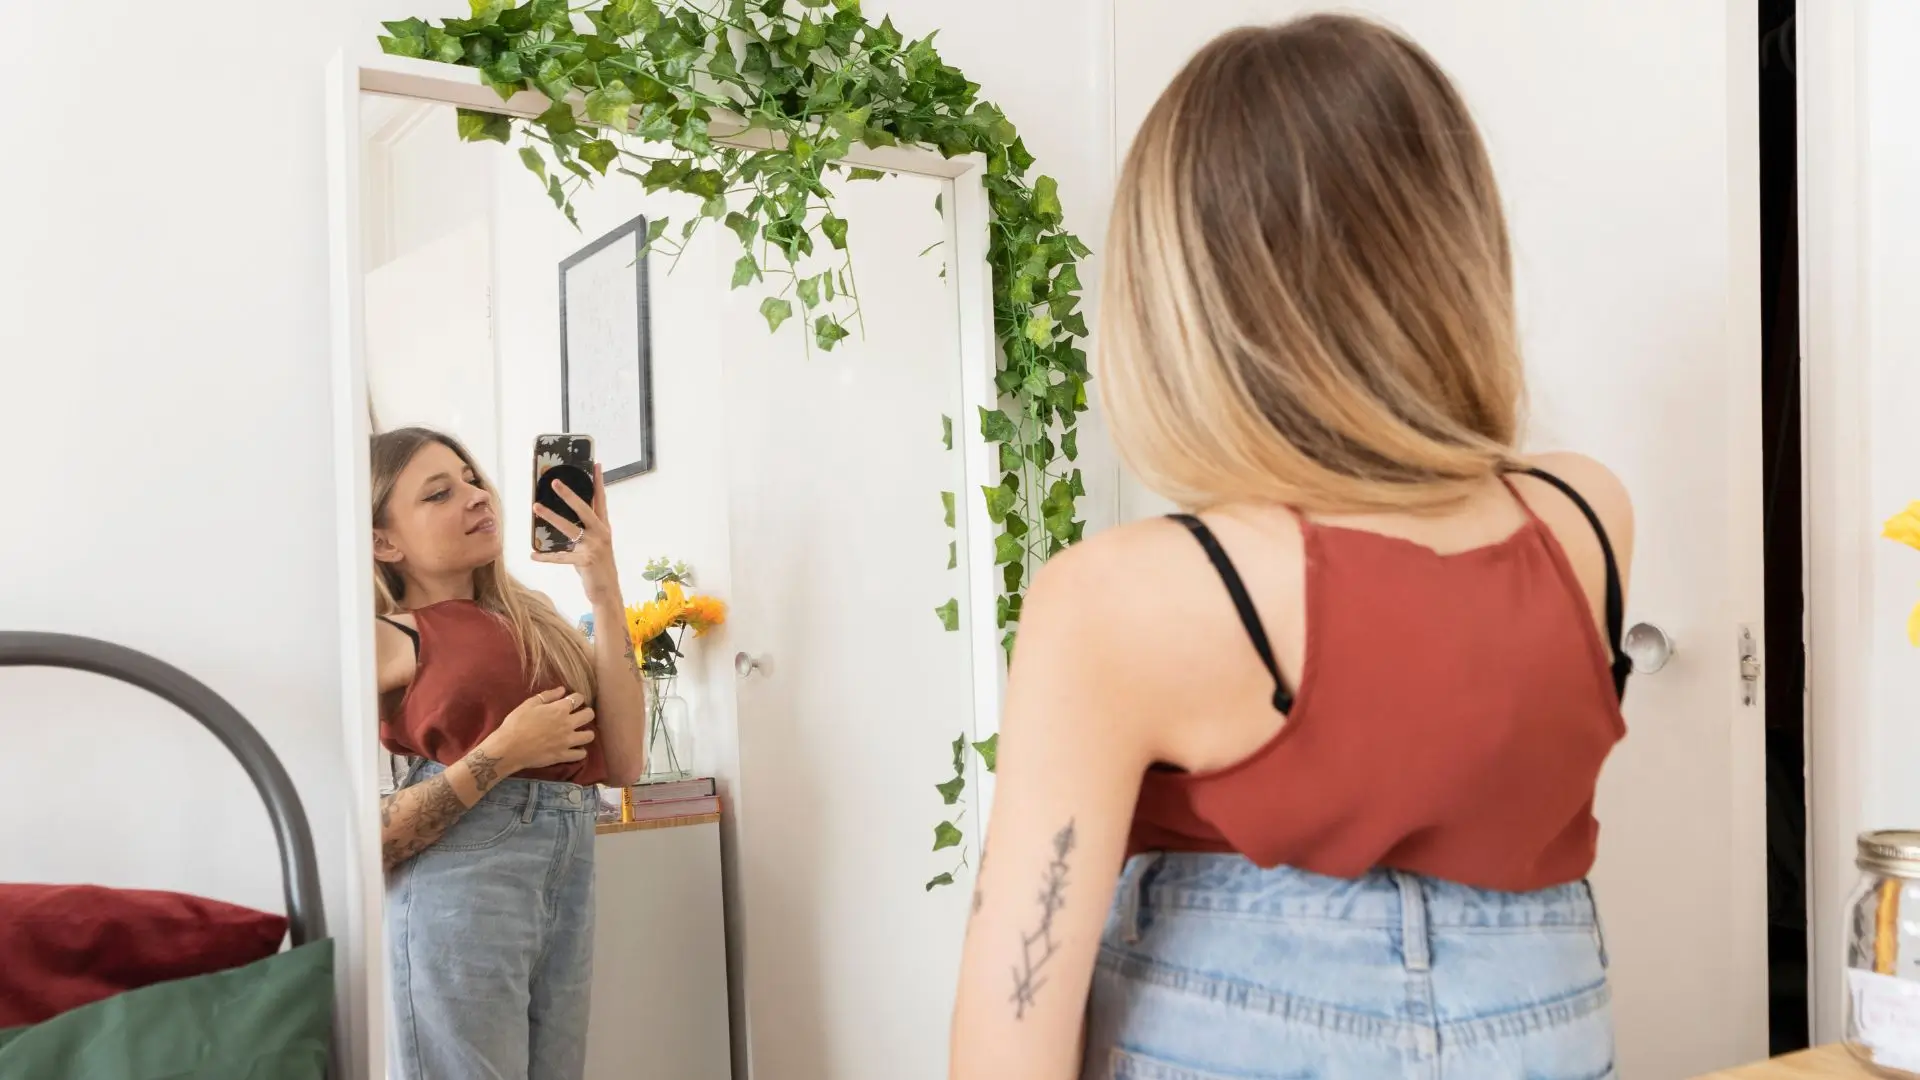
<box><xmin>333</xmin><ymin>59</ymin><xmax>998</xmax><ymax>1080</ymax></box>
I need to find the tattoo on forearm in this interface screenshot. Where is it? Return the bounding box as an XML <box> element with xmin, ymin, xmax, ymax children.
<box><xmin>972</xmin><ymin>845</ymin><xmax>988</xmax><ymax>918</ymax></box>
<box><xmin>380</xmin><ymin>773</ymin><xmax>471</xmax><ymax>871</ymax></box>
<box><xmin>621</xmin><ymin>635</ymin><xmax>645</xmax><ymax>683</ymax></box>
<box><xmin>466</xmin><ymin>748</ymin><xmax>503</xmax><ymax>791</ymax></box>
<box><xmin>1009</xmin><ymin>820</ymin><xmax>1076</xmax><ymax>1020</ymax></box>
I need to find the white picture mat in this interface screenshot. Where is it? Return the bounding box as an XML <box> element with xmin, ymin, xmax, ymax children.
<box><xmin>563</xmin><ymin>233</ymin><xmax>647</xmax><ymax>473</ymax></box>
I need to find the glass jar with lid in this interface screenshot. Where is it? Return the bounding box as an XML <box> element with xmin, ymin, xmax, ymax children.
<box><xmin>1846</xmin><ymin>830</ymin><xmax>1920</xmax><ymax>1075</ymax></box>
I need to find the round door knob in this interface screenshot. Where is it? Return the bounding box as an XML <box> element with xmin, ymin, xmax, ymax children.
<box><xmin>735</xmin><ymin>652</ymin><xmax>765</xmax><ymax>678</ymax></box>
<box><xmin>1621</xmin><ymin>622</ymin><xmax>1675</xmax><ymax>674</ymax></box>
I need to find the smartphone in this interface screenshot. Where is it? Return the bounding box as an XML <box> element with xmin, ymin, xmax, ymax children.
<box><xmin>532</xmin><ymin>433</ymin><xmax>597</xmax><ymax>554</ymax></box>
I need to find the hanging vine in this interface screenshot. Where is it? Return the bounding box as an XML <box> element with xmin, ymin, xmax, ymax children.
<box><xmin>380</xmin><ymin>0</ymin><xmax>1084</xmax><ymax>889</ymax></box>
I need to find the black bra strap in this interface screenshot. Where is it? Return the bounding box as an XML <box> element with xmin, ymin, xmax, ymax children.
<box><xmin>1514</xmin><ymin>467</ymin><xmax>1631</xmax><ymax>700</ymax></box>
<box><xmin>377</xmin><ymin>615</ymin><xmax>420</xmax><ymax>657</ymax></box>
<box><xmin>1168</xmin><ymin>514</ymin><xmax>1294</xmax><ymax>714</ymax></box>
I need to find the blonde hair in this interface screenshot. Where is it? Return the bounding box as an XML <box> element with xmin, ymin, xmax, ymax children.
<box><xmin>371</xmin><ymin>427</ymin><xmax>598</xmax><ymax>700</ymax></box>
<box><xmin>1099</xmin><ymin>14</ymin><xmax>1523</xmax><ymax>513</ymax></box>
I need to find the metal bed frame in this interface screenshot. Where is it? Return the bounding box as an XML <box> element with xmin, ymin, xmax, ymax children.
<box><xmin>0</xmin><ymin>630</ymin><xmax>334</xmax><ymax>1073</ymax></box>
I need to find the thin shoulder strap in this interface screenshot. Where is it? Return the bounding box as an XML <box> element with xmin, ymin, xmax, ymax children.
<box><xmin>377</xmin><ymin>614</ymin><xmax>420</xmax><ymax>657</ymax></box>
<box><xmin>1167</xmin><ymin>514</ymin><xmax>1295</xmax><ymax>714</ymax></box>
<box><xmin>1514</xmin><ymin>467</ymin><xmax>1631</xmax><ymax>700</ymax></box>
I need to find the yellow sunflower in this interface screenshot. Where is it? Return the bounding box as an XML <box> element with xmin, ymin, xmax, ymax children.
<box><xmin>680</xmin><ymin>594</ymin><xmax>729</xmax><ymax>636</ymax></box>
<box><xmin>1883</xmin><ymin>503</ymin><xmax>1920</xmax><ymax>645</ymax></box>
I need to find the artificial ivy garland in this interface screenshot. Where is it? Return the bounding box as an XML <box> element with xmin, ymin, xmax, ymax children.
<box><xmin>379</xmin><ymin>0</ymin><xmax>1089</xmax><ymax>889</ymax></box>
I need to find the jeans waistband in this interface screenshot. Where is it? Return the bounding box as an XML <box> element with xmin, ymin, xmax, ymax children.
<box><xmin>1117</xmin><ymin>853</ymin><xmax>1607</xmax><ymax>969</ymax></box>
<box><xmin>405</xmin><ymin>759</ymin><xmax>598</xmax><ymax>817</ymax></box>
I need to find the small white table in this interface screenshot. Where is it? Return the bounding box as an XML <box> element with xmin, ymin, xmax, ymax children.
<box><xmin>586</xmin><ymin>811</ymin><xmax>732</xmax><ymax>1080</ymax></box>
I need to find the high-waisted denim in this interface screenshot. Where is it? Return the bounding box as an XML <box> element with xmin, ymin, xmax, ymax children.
<box><xmin>385</xmin><ymin>760</ymin><xmax>598</xmax><ymax>1080</ymax></box>
<box><xmin>1081</xmin><ymin>854</ymin><xmax>1615</xmax><ymax>1080</ymax></box>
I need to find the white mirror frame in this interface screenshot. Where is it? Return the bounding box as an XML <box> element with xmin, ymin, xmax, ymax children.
<box><xmin>324</xmin><ymin>49</ymin><xmax>1005</xmax><ymax>1078</ymax></box>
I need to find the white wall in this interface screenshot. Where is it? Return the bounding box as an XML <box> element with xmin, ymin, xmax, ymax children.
<box><xmin>0</xmin><ymin>4</ymin><xmax>1109</xmax><ymax>1079</ymax></box>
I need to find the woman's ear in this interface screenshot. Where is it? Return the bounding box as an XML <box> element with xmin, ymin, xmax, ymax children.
<box><xmin>372</xmin><ymin>529</ymin><xmax>405</xmax><ymax>565</ymax></box>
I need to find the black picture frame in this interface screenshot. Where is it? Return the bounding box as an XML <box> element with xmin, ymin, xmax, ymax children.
<box><xmin>559</xmin><ymin>212</ymin><xmax>655</xmax><ymax>482</ymax></box>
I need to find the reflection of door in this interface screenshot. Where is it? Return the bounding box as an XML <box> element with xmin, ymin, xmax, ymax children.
<box><xmin>364</xmin><ymin>221</ymin><xmax>499</xmax><ymax>479</ymax></box>
<box><xmin>721</xmin><ymin>170</ymin><xmax>977</xmax><ymax>1080</ymax></box>
<box><xmin>1114</xmin><ymin>5</ymin><xmax>1767</xmax><ymax>1078</ymax></box>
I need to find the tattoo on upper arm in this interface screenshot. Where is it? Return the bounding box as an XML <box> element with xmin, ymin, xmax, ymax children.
<box><xmin>1009</xmin><ymin>819</ymin><xmax>1076</xmax><ymax>1020</ymax></box>
<box><xmin>971</xmin><ymin>844</ymin><xmax>988</xmax><ymax>918</ymax></box>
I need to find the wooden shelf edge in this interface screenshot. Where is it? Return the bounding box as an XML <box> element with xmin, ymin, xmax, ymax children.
<box><xmin>596</xmin><ymin>811</ymin><xmax>722</xmax><ymax>835</ymax></box>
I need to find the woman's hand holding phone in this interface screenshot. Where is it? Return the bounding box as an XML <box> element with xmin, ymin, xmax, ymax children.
<box><xmin>533</xmin><ymin>462</ymin><xmax>622</xmax><ymax>608</ymax></box>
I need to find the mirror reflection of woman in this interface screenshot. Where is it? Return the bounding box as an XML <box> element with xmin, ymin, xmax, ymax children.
<box><xmin>369</xmin><ymin>427</ymin><xmax>648</xmax><ymax>1080</ymax></box>
<box><xmin>952</xmin><ymin>15</ymin><xmax>1634</xmax><ymax>1080</ymax></box>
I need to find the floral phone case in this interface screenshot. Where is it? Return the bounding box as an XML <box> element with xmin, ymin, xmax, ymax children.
<box><xmin>532</xmin><ymin>433</ymin><xmax>596</xmax><ymax>554</ymax></box>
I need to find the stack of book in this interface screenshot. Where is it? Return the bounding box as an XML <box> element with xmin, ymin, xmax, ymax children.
<box><xmin>600</xmin><ymin>777</ymin><xmax>720</xmax><ymax>825</ymax></box>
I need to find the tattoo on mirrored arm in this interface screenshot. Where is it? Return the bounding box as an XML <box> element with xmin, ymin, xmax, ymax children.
<box><xmin>378</xmin><ymin>747</ymin><xmax>505</xmax><ymax>872</ymax></box>
<box><xmin>1009</xmin><ymin>819</ymin><xmax>1077</xmax><ymax>1020</ymax></box>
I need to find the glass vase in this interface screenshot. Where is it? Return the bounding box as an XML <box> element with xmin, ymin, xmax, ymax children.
<box><xmin>642</xmin><ymin>676</ymin><xmax>692</xmax><ymax>782</ymax></box>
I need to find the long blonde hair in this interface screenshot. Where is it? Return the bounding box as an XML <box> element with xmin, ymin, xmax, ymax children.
<box><xmin>371</xmin><ymin>427</ymin><xmax>598</xmax><ymax>699</ymax></box>
<box><xmin>1100</xmin><ymin>14</ymin><xmax>1523</xmax><ymax>513</ymax></box>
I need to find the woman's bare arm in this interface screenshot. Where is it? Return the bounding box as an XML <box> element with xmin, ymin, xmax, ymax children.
<box><xmin>950</xmin><ymin>548</ymin><xmax>1157</xmax><ymax>1080</ymax></box>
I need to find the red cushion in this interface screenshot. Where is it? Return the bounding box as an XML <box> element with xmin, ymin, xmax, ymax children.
<box><xmin>0</xmin><ymin>884</ymin><xmax>288</xmax><ymax>1026</ymax></box>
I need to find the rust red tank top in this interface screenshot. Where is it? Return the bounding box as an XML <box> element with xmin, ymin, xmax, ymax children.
<box><xmin>379</xmin><ymin>600</ymin><xmax>607</xmax><ymax>786</ymax></box>
<box><xmin>1128</xmin><ymin>468</ymin><xmax>1632</xmax><ymax>893</ymax></box>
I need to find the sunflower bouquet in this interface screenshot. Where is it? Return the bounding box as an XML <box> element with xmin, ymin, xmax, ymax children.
<box><xmin>625</xmin><ymin>558</ymin><xmax>728</xmax><ymax>679</ymax></box>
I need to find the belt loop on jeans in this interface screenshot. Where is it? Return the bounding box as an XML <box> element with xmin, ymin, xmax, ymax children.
<box><xmin>1120</xmin><ymin>852</ymin><xmax>1164</xmax><ymax>945</ymax></box>
<box><xmin>1582</xmin><ymin>879</ymin><xmax>1610</xmax><ymax>969</ymax></box>
<box><xmin>521</xmin><ymin>783</ymin><xmax>539</xmax><ymax>823</ymax></box>
<box><xmin>1395</xmin><ymin>871</ymin><xmax>1431</xmax><ymax>972</ymax></box>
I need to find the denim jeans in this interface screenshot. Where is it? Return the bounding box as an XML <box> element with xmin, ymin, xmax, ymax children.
<box><xmin>386</xmin><ymin>761</ymin><xmax>598</xmax><ymax>1080</ymax></box>
<box><xmin>1082</xmin><ymin>854</ymin><xmax>1615</xmax><ymax>1080</ymax></box>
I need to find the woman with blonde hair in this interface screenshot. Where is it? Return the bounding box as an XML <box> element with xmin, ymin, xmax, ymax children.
<box><xmin>370</xmin><ymin>426</ymin><xmax>648</xmax><ymax>1080</ymax></box>
<box><xmin>952</xmin><ymin>14</ymin><xmax>1633</xmax><ymax>1079</ymax></box>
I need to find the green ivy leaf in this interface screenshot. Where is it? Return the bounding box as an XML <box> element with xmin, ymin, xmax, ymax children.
<box><xmin>1001</xmin><ymin>629</ymin><xmax>1017</xmax><ymax>663</ymax></box>
<box><xmin>999</xmin><ymin>443</ymin><xmax>1022</xmax><ymax>474</ymax></box>
<box><xmin>972</xmin><ymin>733</ymin><xmax>998</xmax><ymax>772</ymax></box>
<box><xmin>1004</xmin><ymin>562</ymin><xmax>1023</xmax><ymax>593</ymax></box>
<box><xmin>518</xmin><ymin>146</ymin><xmax>548</xmax><ymax>182</ymax></box>
<box><xmin>942</xmin><ymin>414</ymin><xmax>953</xmax><ymax>450</ymax></box>
<box><xmin>994</xmin><ymin>532</ymin><xmax>1022</xmax><ymax>565</ymax></box>
<box><xmin>933</xmin><ymin>820</ymin><xmax>964</xmax><ymax>852</ymax></box>
<box><xmin>1024</xmin><ymin>311</ymin><xmax>1054</xmax><ymax>346</ymax></box>
<box><xmin>849</xmin><ymin>167</ymin><xmax>886</xmax><ymax>181</ymax></box>
<box><xmin>1061</xmin><ymin>427</ymin><xmax>1079</xmax><ymax>461</ymax></box>
<box><xmin>725</xmin><ymin>211</ymin><xmax>759</xmax><ymax>247</ymax></box>
<box><xmin>760</xmin><ymin>296</ymin><xmax>794</xmax><ymax>332</ymax></box>
<box><xmin>378</xmin><ymin>18</ymin><xmax>431</xmax><ymax>58</ymax></box>
<box><xmin>732</xmin><ymin>254</ymin><xmax>762</xmax><ymax>289</ymax></box>
<box><xmin>925</xmin><ymin>872</ymin><xmax>955</xmax><ymax>891</ymax></box>
<box><xmin>814</xmin><ymin>316</ymin><xmax>851</xmax><ymax>350</ymax></box>
<box><xmin>982</xmin><ymin>482</ymin><xmax>1016</xmax><ymax>523</ymax></box>
<box><xmin>948</xmin><ymin>541</ymin><xmax>957</xmax><ymax>570</ymax></box>
<box><xmin>456</xmin><ymin>108</ymin><xmax>512</xmax><ymax>144</ymax></box>
<box><xmin>979</xmin><ymin>407</ymin><xmax>1018</xmax><ymax>444</ymax></box>
<box><xmin>639</xmin><ymin>217</ymin><xmax>671</xmax><ymax>255</ymax></box>
<box><xmin>545</xmin><ymin>174</ymin><xmax>568</xmax><ymax>214</ymax></box>
<box><xmin>935</xmin><ymin>598</ymin><xmax>960</xmax><ymax>632</ymax></box>
<box><xmin>584</xmin><ymin>83</ymin><xmax>637</xmax><ymax>131</ymax></box>
<box><xmin>821</xmin><ymin>214</ymin><xmax>849</xmax><ymax>250</ymax></box>
<box><xmin>580</xmin><ymin>140</ymin><xmax>620</xmax><ymax>175</ymax></box>
<box><xmin>1032</xmin><ymin>174</ymin><xmax>1063</xmax><ymax>222</ymax></box>
<box><xmin>795</xmin><ymin>275</ymin><xmax>822</xmax><ymax>309</ymax></box>
<box><xmin>936</xmin><ymin>775</ymin><xmax>965</xmax><ymax>804</ymax></box>
<box><xmin>941</xmin><ymin>491</ymin><xmax>956</xmax><ymax>528</ymax></box>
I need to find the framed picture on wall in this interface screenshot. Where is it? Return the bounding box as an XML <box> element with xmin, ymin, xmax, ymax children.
<box><xmin>559</xmin><ymin>212</ymin><xmax>655</xmax><ymax>482</ymax></box>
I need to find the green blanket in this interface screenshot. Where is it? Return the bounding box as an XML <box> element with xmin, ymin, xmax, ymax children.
<box><xmin>0</xmin><ymin>940</ymin><xmax>332</xmax><ymax>1079</ymax></box>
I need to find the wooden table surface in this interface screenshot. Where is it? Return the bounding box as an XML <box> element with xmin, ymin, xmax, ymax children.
<box><xmin>1693</xmin><ymin>1046</ymin><xmax>1873</xmax><ymax>1078</ymax></box>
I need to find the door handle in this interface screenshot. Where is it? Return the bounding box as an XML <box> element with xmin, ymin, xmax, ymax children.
<box><xmin>1622</xmin><ymin>622</ymin><xmax>1675</xmax><ymax>675</ymax></box>
<box><xmin>735</xmin><ymin>652</ymin><xmax>766</xmax><ymax>678</ymax></box>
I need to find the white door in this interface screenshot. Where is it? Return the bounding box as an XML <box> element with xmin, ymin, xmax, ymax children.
<box><xmin>1114</xmin><ymin>4</ymin><xmax>1768</xmax><ymax>1077</ymax></box>
<box><xmin>721</xmin><ymin>169</ymin><xmax>980</xmax><ymax>1080</ymax></box>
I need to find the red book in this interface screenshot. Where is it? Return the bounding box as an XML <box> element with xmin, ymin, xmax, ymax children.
<box><xmin>625</xmin><ymin>795</ymin><xmax>721</xmax><ymax>822</ymax></box>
